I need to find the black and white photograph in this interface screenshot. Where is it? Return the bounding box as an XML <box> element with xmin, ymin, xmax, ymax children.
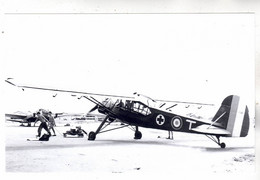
<box><xmin>0</xmin><ymin>1</ymin><xmax>259</xmax><ymax>180</ymax></box>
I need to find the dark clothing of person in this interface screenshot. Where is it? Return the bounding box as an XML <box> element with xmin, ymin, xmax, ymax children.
<box><xmin>38</xmin><ymin>122</ymin><xmax>51</xmax><ymax>137</ymax></box>
<box><xmin>36</xmin><ymin>113</ymin><xmax>51</xmax><ymax>137</ymax></box>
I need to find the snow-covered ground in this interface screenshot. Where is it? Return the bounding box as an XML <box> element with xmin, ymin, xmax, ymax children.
<box><xmin>5</xmin><ymin>120</ymin><xmax>255</xmax><ymax>178</ymax></box>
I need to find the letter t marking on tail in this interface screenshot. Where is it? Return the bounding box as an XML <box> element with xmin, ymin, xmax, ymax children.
<box><xmin>186</xmin><ymin>120</ymin><xmax>196</xmax><ymax>130</ymax></box>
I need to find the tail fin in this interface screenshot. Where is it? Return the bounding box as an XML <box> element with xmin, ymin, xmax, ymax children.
<box><xmin>212</xmin><ymin>95</ymin><xmax>250</xmax><ymax>137</ymax></box>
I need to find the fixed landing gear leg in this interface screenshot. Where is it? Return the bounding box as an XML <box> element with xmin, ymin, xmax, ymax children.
<box><xmin>206</xmin><ymin>135</ymin><xmax>226</xmax><ymax>148</ymax></box>
<box><xmin>88</xmin><ymin>115</ymin><xmax>110</xmax><ymax>141</ymax></box>
<box><xmin>134</xmin><ymin>126</ymin><xmax>142</xmax><ymax>140</ymax></box>
<box><xmin>216</xmin><ymin>136</ymin><xmax>226</xmax><ymax>149</ymax></box>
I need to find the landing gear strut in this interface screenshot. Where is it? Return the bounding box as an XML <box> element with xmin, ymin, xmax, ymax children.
<box><xmin>216</xmin><ymin>136</ymin><xmax>226</xmax><ymax>149</ymax></box>
<box><xmin>88</xmin><ymin>114</ymin><xmax>132</xmax><ymax>141</ymax></box>
<box><xmin>206</xmin><ymin>135</ymin><xmax>226</xmax><ymax>148</ymax></box>
<box><xmin>88</xmin><ymin>114</ymin><xmax>110</xmax><ymax>141</ymax></box>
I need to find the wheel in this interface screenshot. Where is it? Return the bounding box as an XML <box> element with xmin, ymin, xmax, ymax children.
<box><xmin>134</xmin><ymin>131</ymin><xmax>142</xmax><ymax>140</ymax></box>
<box><xmin>88</xmin><ymin>131</ymin><xmax>96</xmax><ymax>141</ymax></box>
<box><xmin>220</xmin><ymin>143</ymin><xmax>226</xmax><ymax>149</ymax></box>
<box><xmin>63</xmin><ymin>133</ymin><xmax>67</xmax><ymax>137</ymax></box>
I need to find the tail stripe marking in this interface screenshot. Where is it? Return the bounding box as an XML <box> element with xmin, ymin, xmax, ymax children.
<box><xmin>226</xmin><ymin>96</ymin><xmax>239</xmax><ymax>135</ymax></box>
<box><xmin>232</xmin><ymin>99</ymin><xmax>246</xmax><ymax>137</ymax></box>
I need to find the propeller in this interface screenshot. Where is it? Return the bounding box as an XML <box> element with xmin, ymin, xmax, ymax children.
<box><xmin>88</xmin><ymin>105</ymin><xmax>99</xmax><ymax>113</ymax></box>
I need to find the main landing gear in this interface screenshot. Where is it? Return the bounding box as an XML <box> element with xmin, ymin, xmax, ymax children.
<box><xmin>88</xmin><ymin>131</ymin><xmax>96</xmax><ymax>141</ymax></box>
<box><xmin>88</xmin><ymin>114</ymin><xmax>110</xmax><ymax>141</ymax></box>
<box><xmin>134</xmin><ymin>126</ymin><xmax>142</xmax><ymax>140</ymax></box>
<box><xmin>206</xmin><ymin>135</ymin><xmax>226</xmax><ymax>148</ymax></box>
<box><xmin>88</xmin><ymin>115</ymin><xmax>142</xmax><ymax>141</ymax></box>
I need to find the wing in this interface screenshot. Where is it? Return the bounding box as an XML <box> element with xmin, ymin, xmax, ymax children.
<box><xmin>5</xmin><ymin>114</ymin><xmax>27</xmax><ymax>119</ymax></box>
<box><xmin>5</xmin><ymin>79</ymin><xmax>133</xmax><ymax>99</ymax></box>
<box><xmin>133</xmin><ymin>93</ymin><xmax>214</xmax><ymax>106</ymax></box>
<box><xmin>6</xmin><ymin>119</ymin><xmax>26</xmax><ymax>123</ymax></box>
<box><xmin>5</xmin><ymin>78</ymin><xmax>215</xmax><ymax>107</ymax></box>
<box><xmin>155</xmin><ymin>99</ymin><xmax>214</xmax><ymax>106</ymax></box>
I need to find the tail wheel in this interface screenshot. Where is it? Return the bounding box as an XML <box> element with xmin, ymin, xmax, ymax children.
<box><xmin>134</xmin><ymin>131</ymin><xmax>142</xmax><ymax>140</ymax></box>
<box><xmin>88</xmin><ymin>131</ymin><xmax>96</xmax><ymax>141</ymax></box>
<box><xmin>206</xmin><ymin>135</ymin><xmax>227</xmax><ymax>149</ymax></box>
<box><xmin>220</xmin><ymin>143</ymin><xmax>226</xmax><ymax>149</ymax></box>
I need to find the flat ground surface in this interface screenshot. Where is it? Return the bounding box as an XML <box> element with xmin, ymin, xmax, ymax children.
<box><xmin>5</xmin><ymin>120</ymin><xmax>255</xmax><ymax>178</ymax></box>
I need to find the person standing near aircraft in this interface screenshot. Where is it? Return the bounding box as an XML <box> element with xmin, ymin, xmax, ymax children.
<box><xmin>48</xmin><ymin>111</ymin><xmax>56</xmax><ymax>136</ymax></box>
<box><xmin>167</xmin><ymin>131</ymin><xmax>174</xmax><ymax>140</ymax></box>
<box><xmin>36</xmin><ymin>111</ymin><xmax>51</xmax><ymax>138</ymax></box>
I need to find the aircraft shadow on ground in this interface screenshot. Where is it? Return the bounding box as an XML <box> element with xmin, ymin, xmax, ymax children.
<box><xmin>5</xmin><ymin>137</ymin><xmax>254</xmax><ymax>152</ymax></box>
<box><xmin>203</xmin><ymin>146</ymin><xmax>254</xmax><ymax>152</ymax></box>
<box><xmin>95</xmin><ymin>139</ymin><xmax>254</xmax><ymax>151</ymax></box>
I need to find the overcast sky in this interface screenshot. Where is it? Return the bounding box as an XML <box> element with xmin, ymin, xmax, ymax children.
<box><xmin>1</xmin><ymin>14</ymin><xmax>255</xmax><ymax>118</ymax></box>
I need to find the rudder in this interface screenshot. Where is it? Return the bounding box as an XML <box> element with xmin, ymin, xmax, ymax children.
<box><xmin>212</xmin><ymin>95</ymin><xmax>250</xmax><ymax>137</ymax></box>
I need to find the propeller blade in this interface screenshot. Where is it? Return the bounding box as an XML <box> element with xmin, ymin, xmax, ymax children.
<box><xmin>88</xmin><ymin>105</ymin><xmax>98</xmax><ymax>113</ymax></box>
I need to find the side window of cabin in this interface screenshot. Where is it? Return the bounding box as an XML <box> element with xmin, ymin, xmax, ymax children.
<box><xmin>132</xmin><ymin>102</ymin><xmax>151</xmax><ymax>116</ymax></box>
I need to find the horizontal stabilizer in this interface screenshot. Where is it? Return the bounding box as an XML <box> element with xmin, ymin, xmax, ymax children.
<box><xmin>191</xmin><ymin>125</ymin><xmax>231</xmax><ymax>136</ymax></box>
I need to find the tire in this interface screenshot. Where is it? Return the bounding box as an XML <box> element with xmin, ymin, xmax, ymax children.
<box><xmin>88</xmin><ymin>131</ymin><xmax>96</xmax><ymax>141</ymax></box>
<box><xmin>220</xmin><ymin>143</ymin><xmax>226</xmax><ymax>149</ymax></box>
<box><xmin>134</xmin><ymin>131</ymin><xmax>142</xmax><ymax>140</ymax></box>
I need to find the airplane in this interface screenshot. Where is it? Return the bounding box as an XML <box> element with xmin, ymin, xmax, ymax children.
<box><xmin>5</xmin><ymin>112</ymin><xmax>37</xmax><ymax>127</ymax></box>
<box><xmin>5</xmin><ymin>78</ymin><xmax>250</xmax><ymax>148</ymax></box>
<box><xmin>5</xmin><ymin>109</ymin><xmax>63</xmax><ymax>126</ymax></box>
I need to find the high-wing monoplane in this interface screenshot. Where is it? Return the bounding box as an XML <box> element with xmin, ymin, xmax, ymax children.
<box><xmin>5</xmin><ymin>79</ymin><xmax>250</xmax><ymax>148</ymax></box>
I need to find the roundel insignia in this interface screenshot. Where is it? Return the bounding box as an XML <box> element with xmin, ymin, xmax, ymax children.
<box><xmin>156</xmin><ymin>114</ymin><xmax>165</xmax><ymax>126</ymax></box>
<box><xmin>171</xmin><ymin>116</ymin><xmax>183</xmax><ymax>130</ymax></box>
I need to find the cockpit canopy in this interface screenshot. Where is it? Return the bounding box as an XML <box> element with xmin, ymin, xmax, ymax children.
<box><xmin>118</xmin><ymin>100</ymin><xmax>151</xmax><ymax>116</ymax></box>
<box><xmin>101</xmin><ymin>98</ymin><xmax>152</xmax><ymax>116</ymax></box>
<box><xmin>102</xmin><ymin>98</ymin><xmax>115</xmax><ymax>108</ymax></box>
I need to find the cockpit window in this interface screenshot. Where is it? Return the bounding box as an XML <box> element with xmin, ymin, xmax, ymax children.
<box><xmin>132</xmin><ymin>102</ymin><xmax>151</xmax><ymax>116</ymax></box>
<box><xmin>119</xmin><ymin>100</ymin><xmax>151</xmax><ymax>116</ymax></box>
